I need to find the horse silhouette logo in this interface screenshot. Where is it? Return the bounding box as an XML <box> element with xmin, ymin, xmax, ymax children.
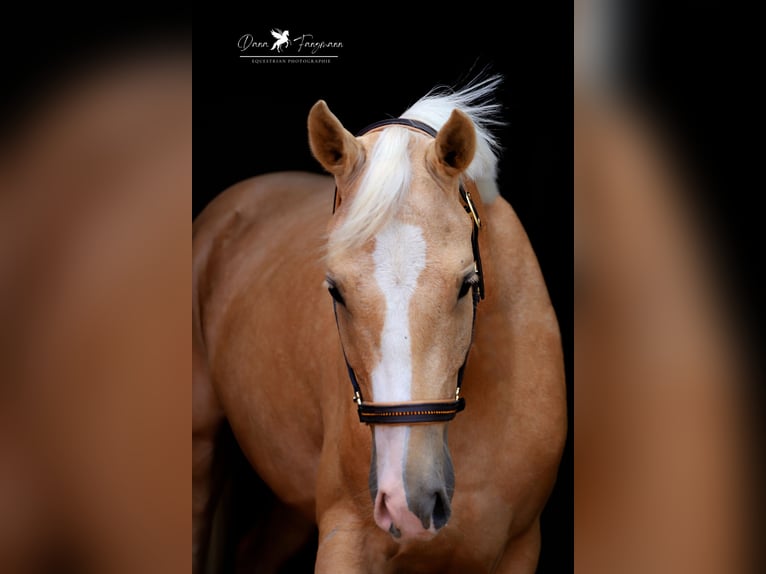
<box><xmin>270</xmin><ymin>29</ymin><xmax>290</xmax><ymax>52</ymax></box>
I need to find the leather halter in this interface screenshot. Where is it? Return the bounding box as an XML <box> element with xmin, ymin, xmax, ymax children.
<box><xmin>331</xmin><ymin>117</ymin><xmax>485</xmax><ymax>425</ymax></box>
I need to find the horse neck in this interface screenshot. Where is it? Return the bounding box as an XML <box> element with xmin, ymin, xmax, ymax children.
<box><xmin>471</xmin><ymin>181</ymin><xmax>562</xmax><ymax>388</ymax></box>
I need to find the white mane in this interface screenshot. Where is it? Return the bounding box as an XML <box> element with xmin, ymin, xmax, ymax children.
<box><xmin>401</xmin><ymin>74</ymin><xmax>504</xmax><ymax>201</ymax></box>
<box><xmin>328</xmin><ymin>75</ymin><xmax>504</xmax><ymax>254</ymax></box>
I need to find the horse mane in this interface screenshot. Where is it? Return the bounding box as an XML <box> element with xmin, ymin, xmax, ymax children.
<box><xmin>401</xmin><ymin>74</ymin><xmax>504</xmax><ymax>199</ymax></box>
<box><xmin>328</xmin><ymin>74</ymin><xmax>504</xmax><ymax>255</ymax></box>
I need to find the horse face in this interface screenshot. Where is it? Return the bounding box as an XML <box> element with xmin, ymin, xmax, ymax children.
<box><xmin>311</xmin><ymin>101</ymin><xmax>478</xmax><ymax>541</ymax></box>
<box><xmin>327</xmin><ymin>200</ymin><xmax>476</xmax><ymax>542</ymax></box>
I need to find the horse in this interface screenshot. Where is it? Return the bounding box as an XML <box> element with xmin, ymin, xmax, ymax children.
<box><xmin>192</xmin><ymin>76</ymin><xmax>567</xmax><ymax>573</ymax></box>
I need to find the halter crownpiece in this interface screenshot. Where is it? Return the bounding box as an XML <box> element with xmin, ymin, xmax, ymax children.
<box><xmin>331</xmin><ymin>117</ymin><xmax>485</xmax><ymax>425</ymax></box>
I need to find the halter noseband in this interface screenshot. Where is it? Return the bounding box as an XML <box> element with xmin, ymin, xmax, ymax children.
<box><xmin>331</xmin><ymin>117</ymin><xmax>484</xmax><ymax>425</ymax></box>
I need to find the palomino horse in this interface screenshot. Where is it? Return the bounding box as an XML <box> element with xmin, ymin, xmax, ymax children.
<box><xmin>193</xmin><ymin>77</ymin><xmax>567</xmax><ymax>572</ymax></box>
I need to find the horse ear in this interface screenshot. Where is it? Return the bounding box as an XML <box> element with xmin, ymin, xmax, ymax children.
<box><xmin>308</xmin><ymin>100</ymin><xmax>364</xmax><ymax>177</ymax></box>
<box><xmin>432</xmin><ymin>109</ymin><xmax>476</xmax><ymax>177</ymax></box>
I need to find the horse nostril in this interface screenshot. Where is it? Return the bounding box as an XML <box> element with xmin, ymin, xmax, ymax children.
<box><xmin>410</xmin><ymin>489</ymin><xmax>451</xmax><ymax>531</ymax></box>
<box><xmin>432</xmin><ymin>491</ymin><xmax>450</xmax><ymax>530</ymax></box>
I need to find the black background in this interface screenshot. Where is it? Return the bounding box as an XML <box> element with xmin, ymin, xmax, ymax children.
<box><xmin>194</xmin><ymin>8</ymin><xmax>573</xmax><ymax>572</ymax></box>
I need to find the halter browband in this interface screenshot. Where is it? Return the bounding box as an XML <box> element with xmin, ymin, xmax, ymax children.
<box><xmin>331</xmin><ymin>117</ymin><xmax>484</xmax><ymax>425</ymax></box>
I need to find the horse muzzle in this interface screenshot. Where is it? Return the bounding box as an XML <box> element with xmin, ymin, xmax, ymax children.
<box><xmin>369</xmin><ymin>425</ymin><xmax>455</xmax><ymax>541</ymax></box>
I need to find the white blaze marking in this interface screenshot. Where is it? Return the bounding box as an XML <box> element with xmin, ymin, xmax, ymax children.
<box><xmin>374</xmin><ymin>424</ymin><xmax>409</xmax><ymax>503</ymax></box>
<box><xmin>372</xmin><ymin>221</ymin><xmax>426</xmax><ymax>514</ymax></box>
<box><xmin>371</xmin><ymin>221</ymin><xmax>427</xmax><ymax>403</ymax></box>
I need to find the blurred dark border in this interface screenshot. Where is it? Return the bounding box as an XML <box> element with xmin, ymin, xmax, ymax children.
<box><xmin>634</xmin><ymin>8</ymin><xmax>766</xmax><ymax>525</ymax></box>
<box><xmin>629</xmin><ymin>4</ymin><xmax>765</xmax><ymax>377</ymax></box>
<box><xmin>0</xmin><ymin>10</ymin><xmax>191</xmax><ymax>140</ymax></box>
<box><xmin>599</xmin><ymin>4</ymin><xmax>765</xmax><ymax>569</ymax></box>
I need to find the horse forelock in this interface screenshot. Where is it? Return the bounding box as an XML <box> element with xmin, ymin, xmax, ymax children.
<box><xmin>327</xmin><ymin>127</ymin><xmax>412</xmax><ymax>256</ymax></box>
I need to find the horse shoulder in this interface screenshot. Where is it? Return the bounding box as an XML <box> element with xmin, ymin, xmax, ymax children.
<box><xmin>194</xmin><ymin>170</ymin><xmax>335</xmax><ymax>511</ymax></box>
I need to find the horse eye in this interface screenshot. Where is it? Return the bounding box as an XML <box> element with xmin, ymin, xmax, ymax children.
<box><xmin>328</xmin><ymin>284</ymin><xmax>345</xmax><ymax>306</ymax></box>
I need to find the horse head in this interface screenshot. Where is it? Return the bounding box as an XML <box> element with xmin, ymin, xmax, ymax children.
<box><xmin>308</xmin><ymin>99</ymin><xmax>483</xmax><ymax>542</ymax></box>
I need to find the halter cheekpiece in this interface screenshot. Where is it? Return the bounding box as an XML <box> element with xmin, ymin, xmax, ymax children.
<box><xmin>331</xmin><ymin>117</ymin><xmax>485</xmax><ymax>425</ymax></box>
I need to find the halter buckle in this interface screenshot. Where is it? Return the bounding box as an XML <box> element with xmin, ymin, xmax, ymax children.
<box><xmin>353</xmin><ymin>391</ymin><xmax>362</xmax><ymax>406</ymax></box>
